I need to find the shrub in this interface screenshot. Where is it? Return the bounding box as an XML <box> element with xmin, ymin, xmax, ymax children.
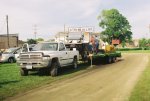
<box><xmin>116</xmin><ymin>47</ymin><xmax>142</xmax><ymax>51</ymax></box>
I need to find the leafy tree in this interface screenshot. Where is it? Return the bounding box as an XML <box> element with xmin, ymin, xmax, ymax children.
<box><xmin>147</xmin><ymin>39</ymin><xmax>150</xmax><ymax>45</ymax></box>
<box><xmin>27</xmin><ymin>39</ymin><xmax>37</xmax><ymax>44</ymax></box>
<box><xmin>98</xmin><ymin>9</ymin><xmax>132</xmax><ymax>44</ymax></box>
<box><xmin>36</xmin><ymin>38</ymin><xmax>44</xmax><ymax>42</ymax></box>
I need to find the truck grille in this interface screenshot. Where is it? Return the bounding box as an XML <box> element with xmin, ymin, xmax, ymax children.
<box><xmin>19</xmin><ymin>52</ymin><xmax>43</xmax><ymax>60</ymax></box>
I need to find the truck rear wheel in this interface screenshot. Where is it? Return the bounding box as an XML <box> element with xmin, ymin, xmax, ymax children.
<box><xmin>20</xmin><ymin>69</ymin><xmax>28</xmax><ymax>76</ymax></box>
<box><xmin>50</xmin><ymin>62</ymin><xmax>59</xmax><ymax>77</ymax></box>
<box><xmin>73</xmin><ymin>57</ymin><xmax>78</xmax><ymax>69</ymax></box>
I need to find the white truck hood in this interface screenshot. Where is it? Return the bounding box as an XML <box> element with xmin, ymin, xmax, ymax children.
<box><xmin>31</xmin><ymin>51</ymin><xmax>58</xmax><ymax>56</ymax></box>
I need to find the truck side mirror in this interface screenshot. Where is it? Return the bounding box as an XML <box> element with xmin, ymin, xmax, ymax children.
<box><xmin>29</xmin><ymin>48</ymin><xmax>33</xmax><ymax>51</ymax></box>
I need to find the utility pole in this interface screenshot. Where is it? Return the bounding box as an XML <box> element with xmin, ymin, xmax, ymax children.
<box><xmin>33</xmin><ymin>24</ymin><xmax>37</xmax><ymax>40</ymax></box>
<box><xmin>6</xmin><ymin>15</ymin><xmax>10</xmax><ymax>48</ymax></box>
<box><xmin>64</xmin><ymin>24</ymin><xmax>65</xmax><ymax>42</ymax></box>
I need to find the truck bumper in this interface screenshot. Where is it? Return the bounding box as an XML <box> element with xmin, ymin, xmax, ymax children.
<box><xmin>17</xmin><ymin>59</ymin><xmax>51</xmax><ymax>70</ymax></box>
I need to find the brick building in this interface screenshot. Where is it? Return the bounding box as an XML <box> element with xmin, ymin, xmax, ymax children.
<box><xmin>0</xmin><ymin>34</ymin><xmax>19</xmax><ymax>49</ymax></box>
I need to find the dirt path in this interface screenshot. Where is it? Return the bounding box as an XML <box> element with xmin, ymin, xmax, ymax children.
<box><xmin>8</xmin><ymin>53</ymin><xmax>149</xmax><ymax>101</ymax></box>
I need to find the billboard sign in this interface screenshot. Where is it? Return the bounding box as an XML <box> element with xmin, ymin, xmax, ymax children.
<box><xmin>68</xmin><ymin>27</ymin><xmax>94</xmax><ymax>33</ymax></box>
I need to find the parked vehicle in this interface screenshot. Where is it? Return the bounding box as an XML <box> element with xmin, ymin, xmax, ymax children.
<box><xmin>0</xmin><ymin>47</ymin><xmax>21</xmax><ymax>63</ymax></box>
<box><xmin>17</xmin><ymin>42</ymin><xmax>79</xmax><ymax>76</ymax></box>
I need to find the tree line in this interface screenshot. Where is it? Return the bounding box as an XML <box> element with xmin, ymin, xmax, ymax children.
<box><xmin>27</xmin><ymin>38</ymin><xmax>44</xmax><ymax>44</ymax></box>
<box><xmin>139</xmin><ymin>38</ymin><xmax>150</xmax><ymax>49</ymax></box>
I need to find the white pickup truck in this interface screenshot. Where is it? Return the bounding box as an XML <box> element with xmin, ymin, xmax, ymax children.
<box><xmin>17</xmin><ymin>42</ymin><xmax>79</xmax><ymax>76</ymax></box>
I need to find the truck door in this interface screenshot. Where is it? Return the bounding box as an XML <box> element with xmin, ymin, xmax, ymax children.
<box><xmin>67</xmin><ymin>48</ymin><xmax>75</xmax><ymax>64</ymax></box>
<box><xmin>59</xmin><ymin>43</ymin><xmax>69</xmax><ymax>65</ymax></box>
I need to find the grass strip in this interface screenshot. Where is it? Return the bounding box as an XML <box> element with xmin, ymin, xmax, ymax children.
<box><xmin>129</xmin><ymin>56</ymin><xmax>150</xmax><ymax>101</ymax></box>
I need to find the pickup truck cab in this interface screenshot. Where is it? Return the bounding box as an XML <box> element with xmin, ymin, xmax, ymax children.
<box><xmin>17</xmin><ymin>42</ymin><xmax>79</xmax><ymax>76</ymax></box>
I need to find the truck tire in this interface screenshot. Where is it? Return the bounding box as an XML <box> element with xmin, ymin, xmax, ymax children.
<box><xmin>50</xmin><ymin>62</ymin><xmax>59</xmax><ymax>77</ymax></box>
<box><xmin>20</xmin><ymin>69</ymin><xmax>28</xmax><ymax>76</ymax></box>
<box><xmin>8</xmin><ymin>58</ymin><xmax>15</xmax><ymax>63</ymax></box>
<box><xmin>73</xmin><ymin>57</ymin><xmax>78</xmax><ymax>69</ymax></box>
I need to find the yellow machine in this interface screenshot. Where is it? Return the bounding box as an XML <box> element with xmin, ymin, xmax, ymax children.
<box><xmin>105</xmin><ymin>45</ymin><xmax>115</xmax><ymax>52</ymax></box>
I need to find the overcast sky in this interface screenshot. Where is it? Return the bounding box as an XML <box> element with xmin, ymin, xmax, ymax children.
<box><xmin>0</xmin><ymin>0</ymin><xmax>150</xmax><ymax>41</ymax></box>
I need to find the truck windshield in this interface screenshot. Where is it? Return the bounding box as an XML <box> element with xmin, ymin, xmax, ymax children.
<box><xmin>32</xmin><ymin>43</ymin><xmax>58</xmax><ymax>51</ymax></box>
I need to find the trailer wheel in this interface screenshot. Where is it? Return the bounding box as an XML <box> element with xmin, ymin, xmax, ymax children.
<box><xmin>20</xmin><ymin>69</ymin><xmax>28</xmax><ymax>76</ymax></box>
<box><xmin>107</xmin><ymin>57</ymin><xmax>112</xmax><ymax>64</ymax></box>
<box><xmin>112</xmin><ymin>57</ymin><xmax>116</xmax><ymax>63</ymax></box>
<box><xmin>50</xmin><ymin>62</ymin><xmax>59</xmax><ymax>77</ymax></box>
<box><xmin>73</xmin><ymin>57</ymin><xmax>78</xmax><ymax>69</ymax></box>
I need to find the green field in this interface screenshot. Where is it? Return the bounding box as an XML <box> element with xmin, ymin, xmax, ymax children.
<box><xmin>0</xmin><ymin>63</ymin><xmax>89</xmax><ymax>101</ymax></box>
<box><xmin>118</xmin><ymin>50</ymin><xmax>150</xmax><ymax>53</ymax></box>
<box><xmin>129</xmin><ymin>56</ymin><xmax>150</xmax><ymax>101</ymax></box>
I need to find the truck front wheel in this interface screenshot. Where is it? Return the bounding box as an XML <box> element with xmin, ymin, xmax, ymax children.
<box><xmin>20</xmin><ymin>69</ymin><xmax>28</xmax><ymax>76</ymax></box>
<box><xmin>50</xmin><ymin>62</ymin><xmax>59</xmax><ymax>77</ymax></box>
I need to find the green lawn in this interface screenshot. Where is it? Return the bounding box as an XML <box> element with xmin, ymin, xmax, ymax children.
<box><xmin>129</xmin><ymin>56</ymin><xmax>150</xmax><ymax>101</ymax></box>
<box><xmin>0</xmin><ymin>63</ymin><xmax>90</xmax><ymax>101</ymax></box>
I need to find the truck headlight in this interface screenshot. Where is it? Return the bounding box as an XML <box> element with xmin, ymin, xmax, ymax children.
<box><xmin>43</xmin><ymin>55</ymin><xmax>50</xmax><ymax>60</ymax></box>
